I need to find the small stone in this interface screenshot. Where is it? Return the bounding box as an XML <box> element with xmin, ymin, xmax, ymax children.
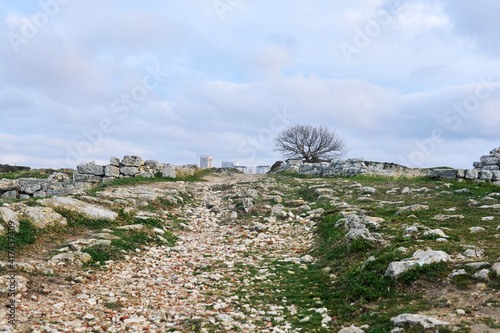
<box><xmin>456</xmin><ymin>309</ymin><xmax>466</xmax><ymax>315</ymax></box>
<box><xmin>83</xmin><ymin>314</ymin><xmax>95</xmax><ymax>321</ymax></box>
<box><xmin>338</xmin><ymin>325</ymin><xmax>364</xmax><ymax>333</ymax></box>
<box><xmin>469</xmin><ymin>227</ymin><xmax>486</xmax><ymax>233</ymax></box>
<box><xmin>492</xmin><ymin>263</ymin><xmax>500</xmax><ymax>275</ymax></box>
<box><xmin>476</xmin><ymin>283</ymin><xmax>487</xmax><ymax>290</ymax></box>
<box><xmin>473</xmin><ymin>269</ymin><xmax>490</xmax><ymax>280</ymax></box>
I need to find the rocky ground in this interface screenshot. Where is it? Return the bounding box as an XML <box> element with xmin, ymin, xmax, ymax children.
<box><xmin>0</xmin><ymin>172</ymin><xmax>499</xmax><ymax>332</ymax></box>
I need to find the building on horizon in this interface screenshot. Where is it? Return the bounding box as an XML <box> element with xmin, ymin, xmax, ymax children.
<box><xmin>200</xmin><ymin>155</ymin><xmax>213</xmax><ymax>169</ymax></box>
<box><xmin>221</xmin><ymin>161</ymin><xmax>239</xmax><ymax>168</ymax></box>
<box><xmin>256</xmin><ymin>165</ymin><xmax>271</xmax><ymax>174</ymax></box>
<box><xmin>234</xmin><ymin>165</ymin><xmax>248</xmax><ymax>174</ymax></box>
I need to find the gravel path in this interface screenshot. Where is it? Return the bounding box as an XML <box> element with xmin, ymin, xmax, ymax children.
<box><xmin>2</xmin><ymin>178</ymin><xmax>317</xmax><ymax>332</ymax></box>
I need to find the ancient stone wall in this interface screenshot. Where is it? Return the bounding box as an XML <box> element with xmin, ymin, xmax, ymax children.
<box><xmin>430</xmin><ymin>147</ymin><xmax>500</xmax><ymax>185</ymax></box>
<box><xmin>0</xmin><ymin>173</ymin><xmax>85</xmax><ymax>200</ymax></box>
<box><xmin>74</xmin><ymin>155</ymin><xmax>198</xmax><ymax>184</ymax></box>
<box><xmin>275</xmin><ymin>148</ymin><xmax>500</xmax><ymax>186</ymax></box>
<box><xmin>0</xmin><ymin>155</ymin><xmax>198</xmax><ymax>200</ymax></box>
<box><xmin>275</xmin><ymin>158</ymin><xmax>423</xmax><ymax>177</ymax></box>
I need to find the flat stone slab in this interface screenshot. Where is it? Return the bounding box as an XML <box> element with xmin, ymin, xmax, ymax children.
<box><xmin>385</xmin><ymin>249</ymin><xmax>451</xmax><ymax>277</ymax></box>
<box><xmin>0</xmin><ymin>207</ymin><xmax>19</xmax><ymax>232</ymax></box>
<box><xmin>396</xmin><ymin>204</ymin><xmax>429</xmax><ymax>215</ymax></box>
<box><xmin>51</xmin><ymin>251</ymin><xmax>92</xmax><ymax>265</ymax></box>
<box><xmin>391</xmin><ymin>314</ymin><xmax>450</xmax><ymax>329</ymax></box>
<box><xmin>21</xmin><ymin>206</ymin><xmax>67</xmax><ymax>229</ymax></box>
<box><xmin>38</xmin><ymin>197</ymin><xmax>118</xmax><ymax>221</ymax></box>
<box><xmin>116</xmin><ymin>224</ymin><xmax>144</xmax><ymax>230</ymax></box>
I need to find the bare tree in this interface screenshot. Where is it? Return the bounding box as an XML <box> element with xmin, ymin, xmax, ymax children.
<box><xmin>274</xmin><ymin>125</ymin><xmax>348</xmax><ymax>162</ymax></box>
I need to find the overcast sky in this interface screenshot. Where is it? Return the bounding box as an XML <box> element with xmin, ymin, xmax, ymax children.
<box><xmin>1</xmin><ymin>0</ymin><xmax>499</xmax><ymax>169</ymax></box>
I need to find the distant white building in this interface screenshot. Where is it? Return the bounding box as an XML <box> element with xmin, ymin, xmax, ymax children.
<box><xmin>221</xmin><ymin>161</ymin><xmax>235</xmax><ymax>168</ymax></box>
<box><xmin>234</xmin><ymin>166</ymin><xmax>248</xmax><ymax>174</ymax></box>
<box><xmin>256</xmin><ymin>165</ymin><xmax>271</xmax><ymax>174</ymax></box>
<box><xmin>200</xmin><ymin>156</ymin><xmax>213</xmax><ymax>169</ymax></box>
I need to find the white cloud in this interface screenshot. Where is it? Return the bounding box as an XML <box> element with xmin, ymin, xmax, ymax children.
<box><xmin>0</xmin><ymin>0</ymin><xmax>499</xmax><ymax>170</ymax></box>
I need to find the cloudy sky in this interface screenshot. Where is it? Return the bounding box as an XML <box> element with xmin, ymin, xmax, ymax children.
<box><xmin>1</xmin><ymin>0</ymin><xmax>499</xmax><ymax>169</ymax></box>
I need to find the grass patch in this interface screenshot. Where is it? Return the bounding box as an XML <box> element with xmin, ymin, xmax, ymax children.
<box><xmin>0</xmin><ymin>220</ymin><xmax>37</xmax><ymax>251</ymax></box>
<box><xmin>0</xmin><ymin>168</ymin><xmax>73</xmax><ymax>179</ymax></box>
<box><xmin>56</xmin><ymin>208</ymin><xmax>117</xmax><ymax>229</ymax></box>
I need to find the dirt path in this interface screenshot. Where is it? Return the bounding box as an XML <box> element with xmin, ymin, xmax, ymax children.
<box><xmin>2</xmin><ymin>174</ymin><xmax>317</xmax><ymax>332</ymax></box>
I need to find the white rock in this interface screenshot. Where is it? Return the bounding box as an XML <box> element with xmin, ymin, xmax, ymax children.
<box><xmin>21</xmin><ymin>206</ymin><xmax>67</xmax><ymax>229</ymax></box>
<box><xmin>391</xmin><ymin>314</ymin><xmax>450</xmax><ymax>329</ymax></box>
<box><xmin>403</xmin><ymin>226</ymin><xmax>419</xmax><ymax>236</ymax></box>
<box><xmin>216</xmin><ymin>314</ymin><xmax>233</xmax><ymax>322</ymax></box>
<box><xmin>385</xmin><ymin>249</ymin><xmax>451</xmax><ymax>277</ymax></box>
<box><xmin>402</xmin><ymin>187</ymin><xmax>412</xmax><ymax>194</ymax></box>
<box><xmin>301</xmin><ymin>255</ymin><xmax>314</xmax><ymax>263</ymax></box>
<box><xmin>469</xmin><ymin>227</ymin><xmax>486</xmax><ymax>233</ymax></box>
<box><xmin>0</xmin><ymin>207</ymin><xmax>19</xmax><ymax>232</ymax></box>
<box><xmin>449</xmin><ymin>269</ymin><xmax>467</xmax><ymax>278</ymax></box>
<box><xmin>473</xmin><ymin>269</ymin><xmax>490</xmax><ymax>280</ymax></box>
<box><xmin>360</xmin><ymin>187</ymin><xmax>376</xmax><ymax>194</ymax></box>
<box><xmin>39</xmin><ymin>197</ymin><xmax>118</xmax><ymax>221</ymax></box>
<box><xmin>492</xmin><ymin>262</ymin><xmax>500</xmax><ymax>275</ymax></box>
<box><xmin>464</xmin><ymin>249</ymin><xmax>484</xmax><ymax>258</ymax></box>
<box><xmin>123</xmin><ymin>317</ymin><xmax>146</xmax><ymax>324</ymax></box>
<box><xmin>338</xmin><ymin>325</ymin><xmax>364</xmax><ymax>333</ymax></box>
<box><xmin>0</xmin><ymin>275</ymin><xmax>28</xmax><ymax>295</ymax></box>
<box><xmin>456</xmin><ymin>309</ymin><xmax>466</xmax><ymax>315</ymax></box>
<box><xmin>423</xmin><ymin>229</ymin><xmax>448</xmax><ymax>238</ymax></box>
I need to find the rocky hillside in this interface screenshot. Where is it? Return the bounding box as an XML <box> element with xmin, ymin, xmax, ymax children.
<box><xmin>0</xmin><ymin>171</ymin><xmax>499</xmax><ymax>332</ymax></box>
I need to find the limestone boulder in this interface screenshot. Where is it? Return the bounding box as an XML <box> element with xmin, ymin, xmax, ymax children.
<box><xmin>338</xmin><ymin>325</ymin><xmax>364</xmax><ymax>333</ymax></box>
<box><xmin>104</xmin><ymin>165</ymin><xmax>120</xmax><ymax>177</ymax></box>
<box><xmin>0</xmin><ymin>207</ymin><xmax>20</xmax><ymax>232</ymax></box>
<box><xmin>144</xmin><ymin>160</ymin><xmax>163</xmax><ymax>174</ymax></box>
<box><xmin>396</xmin><ymin>204</ymin><xmax>429</xmax><ymax>215</ymax></box>
<box><xmin>47</xmin><ymin>172</ymin><xmax>70</xmax><ymax>182</ymax></box>
<box><xmin>391</xmin><ymin>314</ymin><xmax>450</xmax><ymax>329</ymax></box>
<box><xmin>465</xmin><ymin>169</ymin><xmax>478</xmax><ymax>180</ymax></box>
<box><xmin>50</xmin><ymin>251</ymin><xmax>92</xmax><ymax>265</ymax></box>
<box><xmin>120</xmin><ymin>166</ymin><xmax>139</xmax><ymax>177</ymax></box>
<box><xmin>385</xmin><ymin>249</ymin><xmax>451</xmax><ymax>277</ymax></box>
<box><xmin>38</xmin><ymin>197</ymin><xmax>118</xmax><ymax>221</ymax></box>
<box><xmin>431</xmin><ymin>169</ymin><xmax>458</xmax><ymax>180</ymax></box>
<box><xmin>0</xmin><ymin>275</ymin><xmax>28</xmax><ymax>295</ymax></box>
<box><xmin>110</xmin><ymin>156</ymin><xmax>120</xmax><ymax>167</ymax></box>
<box><xmin>121</xmin><ymin>155</ymin><xmax>144</xmax><ymax>167</ymax></box>
<box><xmin>161</xmin><ymin>164</ymin><xmax>177</xmax><ymax>178</ymax></box>
<box><xmin>77</xmin><ymin>164</ymin><xmax>105</xmax><ymax>175</ymax></box>
<box><xmin>74</xmin><ymin>174</ymin><xmax>103</xmax><ymax>183</ymax></box>
<box><xmin>21</xmin><ymin>206</ymin><xmax>67</xmax><ymax>229</ymax></box>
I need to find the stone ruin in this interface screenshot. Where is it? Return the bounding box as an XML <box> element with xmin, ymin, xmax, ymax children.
<box><xmin>274</xmin><ymin>147</ymin><xmax>500</xmax><ymax>186</ymax></box>
<box><xmin>274</xmin><ymin>158</ymin><xmax>415</xmax><ymax>177</ymax></box>
<box><xmin>430</xmin><ymin>147</ymin><xmax>500</xmax><ymax>185</ymax></box>
<box><xmin>74</xmin><ymin>155</ymin><xmax>198</xmax><ymax>184</ymax></box>
<box><xmin>0</xmin><ymin>155</ymin><xmax>198</xmax><ymax>200</ymax></box>
<box><xmin>0</xmin><ymin>173</ymin><xmax>80</xmax><ymax>200</ymax></box>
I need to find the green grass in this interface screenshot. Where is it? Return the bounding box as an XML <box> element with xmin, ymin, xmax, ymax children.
<box><xmin>267</xmin><ymin>172</ymin><xmax>500</xmax><ymax>331</ymax></box>
<box><xmin>56</xmin><ymin>208</ymin><xmax>118</xmax><ymax>229</ymax></box>
<box><xmin>82</xmin><ymin>218</ymin><xmax>177</xmax><ymax>265</ymax></box>
<box><xmin>0</xmin><ymin>220</ymin><xmax>37</xmax><ymax>251</ymax></box>
<box><xmin>0</xmin><ymin>168</ymin><xmax>73</xmax><ymax>179</ymax></box>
